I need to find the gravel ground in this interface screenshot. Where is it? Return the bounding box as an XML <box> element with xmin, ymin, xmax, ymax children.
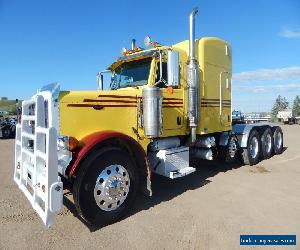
<box><xmin>0</xmin><ymin>125</ymin><xmax>299</xmax><ymax>250</ymax></box>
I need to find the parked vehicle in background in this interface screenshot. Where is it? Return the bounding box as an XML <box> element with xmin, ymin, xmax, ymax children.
<box><xmin>277</xmin><ymin>109</ymin><xmax>296</xmax><ymax>124</ymax></box>
<box><xmin>0</xmin><ymin>110</ymin><xmax>8</xmax><ymax>116</ymax></box>
<box><xmin>9</xmin><ymin>118</ymin><xmax>16</xmax><ymax>125</ymax></box>
<box><xmin>232</xmin><ymin>110</ymin><xmax>245</xmax><ymax>124</ymax></box>
<box><xmin>0</xmin><ymin>117</ymin><xmax>16</xmax><ymax>139</ymax></box>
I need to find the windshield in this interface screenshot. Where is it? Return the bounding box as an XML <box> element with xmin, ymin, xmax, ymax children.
<box><xmin>111</xmin><ymin>58</ymin><xmax>151</xmax><ymax>89</ymax></box>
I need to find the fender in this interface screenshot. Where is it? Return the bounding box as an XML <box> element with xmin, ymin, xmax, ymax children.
<box><xmin>67</xmin><ymin>131</ymin><xmax>147</xmax><ymax>177</ymax></box>
<box><xmin>232</xmin><ymin>123</ymin><xmax>272</xmax><ymax>148</ymax></box>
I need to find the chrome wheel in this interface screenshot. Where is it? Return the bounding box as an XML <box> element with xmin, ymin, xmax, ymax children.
<box><xmin>249</xmin><ymin>137</ymin><xmax>259</xmax><ymax>159</ymax></box>
<box><xmin>264</xmin><ymin>133</ymin><xmax>272</xmax><ymax>154</ymax></box>
<box><xmin>94</xmin><ymin>164</ymin><xmax>130</xmax><ymax>211</ymax></box>
<box><xmin>275</xmin><ymin>131</ymin><xmax>282</xmax><ymax>150</ymax></box>
<box><xmin>228</xmin><ymin>137</ymin><xmax>238</xmax><ymax>158</ymax></box>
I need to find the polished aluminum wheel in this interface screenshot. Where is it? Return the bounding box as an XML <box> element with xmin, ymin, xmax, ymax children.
<box><xmin>249</xmin><ymin>137</ymin><xmax>259</xmax><ymax>159</ymax></box>
<box><xmin>275</xmin><ymin>131</ymin><xmax>282</xmax><ymax>150</ymax></box>
<box><xmin>264</xmin><ymin>133</ymin><xmax>272</xmax><ymax>154</ymax></box>
<box><xmin>228</xmin><ymin>136</ymin><xmax>238</xmax><ymax>159</ymax></box>
<box><xmin>94</xmin><ymin>164</ymin><xmax>130</xmax><ymax>211</ymax></box>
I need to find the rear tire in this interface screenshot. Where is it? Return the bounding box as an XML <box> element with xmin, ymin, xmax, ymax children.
<box><xmin>260</xmin><ymin>127</ymin><xmax>274</xmax><ymax>159</ymax></box>
<box><xmin>241</xmin><ymin>129</ymin><xmax>261</xmax><ymax>166</ymax></box>
<box><xmin>218</xmin><ymin>134</ymin><xmax>239</xmax><ymax>163</ymax></box>
<box><xmin>2</xmin><ymin>127</ymin><xmax>10</xmax><ymax>139</ymax></box>
<box><xmin>273</xmin><ymin>127</ymin><xmax>283</xmax><ymax>154</ymax></box>
<box><xmin>10</xmin><ymin>125</ymin><xmax>16</xmax><ymax>139</ymax></box>
<box><xmin>73</xmin><ymin>147</ymin><xmax>139</xmax><ymax>228</ymax></box>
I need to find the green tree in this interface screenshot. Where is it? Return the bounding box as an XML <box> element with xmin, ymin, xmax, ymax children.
<box><xmin>7</xmin><ymin>104</ymin><xmax>17</xmax><ymax>115</ymax></box>
<box><xmin>271</xmin><ymin>95</ymin><xmax>289</xmax><ymax>119</ymax></box>
<box><xmin>292</xmin><ymin>95</ymin><xmax>300</xmax><ymax>117</ymax></box>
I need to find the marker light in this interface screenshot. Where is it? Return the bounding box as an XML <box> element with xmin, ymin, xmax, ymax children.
<box><xmin>68</xmin><ymin>137</ymin><xmax>79</xmax><ymax>151</ymax></box>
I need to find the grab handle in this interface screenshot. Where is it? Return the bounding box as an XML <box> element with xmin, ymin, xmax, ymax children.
<box><xmin>219</xmin><ymin>71</ymin><xmax>229</xmax><ymax>116</ymax></box>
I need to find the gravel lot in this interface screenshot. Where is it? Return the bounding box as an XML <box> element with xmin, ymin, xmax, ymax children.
<box><xmin>0</xmin><ymin>125</ymin><xmax>299</xmax><ymax>250</ymax></box>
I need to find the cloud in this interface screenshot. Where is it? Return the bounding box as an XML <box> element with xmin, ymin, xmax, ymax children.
<box><xmin>233</xmin><ymin>66</ymin><xmax>300</xmax><ymax>82</ymax></box>
<box><xmin>233</xmin><ymin>66</ymin><xmax>300</xmax><ymax>111</ymax></box>
<box><xmin>236</xmin><ymin>83</ymin><xmax>300</xmax><ymax>93</ymax></box>
<box><xmin>279</xmin><ymin>28</ymin><xmax>300</xmax><ymax>38</ymax></box>
<box><xmin>233</xmin><ymin>66</ymin><xmax>300</xmax><ymax>94</ymax></box>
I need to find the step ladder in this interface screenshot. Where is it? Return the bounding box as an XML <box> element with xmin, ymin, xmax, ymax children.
<box><xmin>149</xmin><ymin>146</ymin><xmax>196</xmax><ymax>179</ymax></box>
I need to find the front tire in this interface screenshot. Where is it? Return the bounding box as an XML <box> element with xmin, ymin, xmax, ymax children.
<box><xmin>241</xmin><ymin>129</ymin><xmax>261</xmax><ymax>165</ymax></box>
<box><xmin>73</xmin><ymin>147</ymin><xmax>139</xmax><ymax>228</ymax></box>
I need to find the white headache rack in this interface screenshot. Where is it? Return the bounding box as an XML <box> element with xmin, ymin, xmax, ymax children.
<box><xmin>14</xmin><ymin>91</ymin><xmax>63</xmax><ymax>227</ymax></box>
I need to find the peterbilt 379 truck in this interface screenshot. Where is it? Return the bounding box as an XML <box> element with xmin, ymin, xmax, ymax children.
<box><xmin>14</xmin><ymin>8</ymin><xmax>284</xmax><ymax>227</ymax></box>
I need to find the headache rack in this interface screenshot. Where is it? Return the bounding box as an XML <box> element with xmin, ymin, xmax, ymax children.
<box><xmin>14</xmin><ymin>87</ymin><xmax>63</xmax><ymax>227</ymax></box>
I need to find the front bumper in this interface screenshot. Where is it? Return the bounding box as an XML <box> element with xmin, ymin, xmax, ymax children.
<box><xmin>14</xmin><ymin>83</ymin><xmax>71</xmax><ymax>227</ymax></box>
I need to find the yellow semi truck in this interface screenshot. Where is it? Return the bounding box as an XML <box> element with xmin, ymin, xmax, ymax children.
<box><xmin>14</xmin><ymin>8</ymin><xmax>283</xmax><ymax>227</ymax></box>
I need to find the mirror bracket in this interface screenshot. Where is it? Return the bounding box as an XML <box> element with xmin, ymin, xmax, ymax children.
<box><xmin>97</xmin><ymin>70</ymin><xmax>111</xmax><ymax>90</ymax></box>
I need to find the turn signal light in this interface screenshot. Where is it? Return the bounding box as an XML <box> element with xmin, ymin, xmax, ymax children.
<box><xmin>167</xmin><ymin>86</ymin><xmax>174</xmax><ymax>94</ymax></box>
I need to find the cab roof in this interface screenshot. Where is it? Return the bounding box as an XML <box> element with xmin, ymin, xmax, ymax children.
<box><xmin>108</xmin><ymin>46</ymin><xmax>171</xmax><ymax>71</ymax></box>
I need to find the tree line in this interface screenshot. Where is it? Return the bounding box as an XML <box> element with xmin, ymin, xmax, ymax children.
<box><xmin>271</xmin><ymin>95</ymin><xmax>300</xmax><ymax>118</ymax></box>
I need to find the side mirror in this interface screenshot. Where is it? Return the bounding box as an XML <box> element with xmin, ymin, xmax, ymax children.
<box><xmin>100</xmin><ymin>75</ymin><xmax>104</xmax><ymax>89</ymax></box>
<box><xmin>167</xmin><ymin>50</ymin><xmax>179</xmax><ymax>87</ymax></box>
<box><xmin>96</xmin><ymin>72</ymin><xmax>103</xmax><ymax>90</ymax></box>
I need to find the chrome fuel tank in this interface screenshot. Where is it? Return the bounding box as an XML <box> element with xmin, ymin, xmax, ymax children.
<box><xmin>142</xmin><ymin>87</ymin><xmax>163</xmax><ymax>138</ymax></box>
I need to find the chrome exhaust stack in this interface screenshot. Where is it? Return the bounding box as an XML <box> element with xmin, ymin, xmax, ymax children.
<box><xmin>187</xmin><ymin>8</ymin><xmax>199</xmax><ymax>143</ymax></box>
<box><xmin>131</xmin><ymin>39</ymin><xmax>136</xmax><ymax>50</ymax></box>
<box><xmin>189</xmin><ymin>8</ymin><xmax>198</xmax><ymax>62</ymax></box>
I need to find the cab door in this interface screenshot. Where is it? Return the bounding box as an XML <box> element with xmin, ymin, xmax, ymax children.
<box><xmin>162</xmin><ymin>88</ymin><xmax>184</xmax><ymax>131</ymax></box>
<box><xmin>219</xmin><ymin>71</ymin><xmax>232</xmax><ymax>127</ymax></box>
<box><xmin>154</xmin><ymin>61</ymin><xmax>184</xmax><ymax>134</ymax></box>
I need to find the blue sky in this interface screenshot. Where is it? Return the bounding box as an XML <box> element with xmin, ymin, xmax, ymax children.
<box><xmin>0</xmin><ymin>0</ymin><xmax>300</xmax><ymax>112</ymax></box>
